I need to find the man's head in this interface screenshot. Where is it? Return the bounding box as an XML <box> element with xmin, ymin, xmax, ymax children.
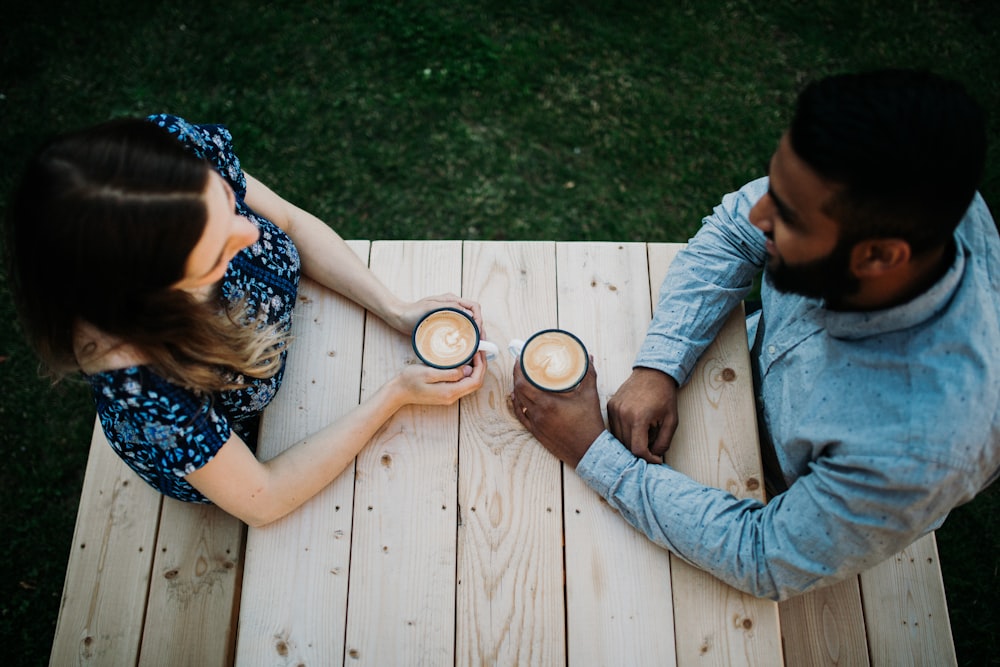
<box><xmin>750</xmin><ymin>69</ymin><xmax>987</xmax><ymax>306</ymax></box>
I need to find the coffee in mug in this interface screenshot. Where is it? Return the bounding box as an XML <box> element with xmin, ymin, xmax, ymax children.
<box><xmin>413</xmin><ymin>307</ymin><xmax>498</xmax><ymax>369</ymax></box>
<box><xmin>509</xmin><ymin>329</ymin><xmax>589</xmax><ymax>392</ymax></box>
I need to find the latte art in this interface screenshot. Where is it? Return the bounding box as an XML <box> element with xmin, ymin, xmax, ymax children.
<box><xmin>413</xmin><ymin>309</ymin><xmax>479</xmax><ymax>368</ymax></box>
<box><xmin>520</xmin><ymin>330</ymin><xmax>588</xmax><ymax>391</ymax></box>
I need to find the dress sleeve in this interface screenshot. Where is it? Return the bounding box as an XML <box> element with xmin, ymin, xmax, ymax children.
<box><xmin>93</xmin><ymin>367</ymin><xmax>232</xmax><ymax>502</ymax></box>
<box><xmin>145</xmin><ymin>113</ymin><xmax>247</xmax><ymax>199</ymax></box>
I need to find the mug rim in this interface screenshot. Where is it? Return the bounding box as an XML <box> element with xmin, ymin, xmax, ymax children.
<box><xmin>412</xmin><ymin>307</ymin><xmax>481</xmax><ymax>369</ymax></box>
<box><xmin>519</xmin><ymin>328</ymin><xmax>589</xmax><ymax>393</ymax></box>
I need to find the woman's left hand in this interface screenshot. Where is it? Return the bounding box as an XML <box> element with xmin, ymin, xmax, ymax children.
<box><xmin>393</xmin><ymin>293</ymin><xmax>486</xmax><ymax>337</ymax></box>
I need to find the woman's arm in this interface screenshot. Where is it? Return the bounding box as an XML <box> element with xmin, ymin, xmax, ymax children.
<box><xmin>185</xmin><ymin>359</ymin><xmax>486</xmax><ymax>527</ymax></box>
<box><xmin>242</xmin><ymin>173</ymin><xmax>483</xmax><ymax>334</ymax></box>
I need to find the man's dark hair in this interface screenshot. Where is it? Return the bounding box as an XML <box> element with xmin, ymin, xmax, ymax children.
<box><xmin>789</xmin><ymin>69</ymin><xmax>987</xmax><ymax>254</ymax></box>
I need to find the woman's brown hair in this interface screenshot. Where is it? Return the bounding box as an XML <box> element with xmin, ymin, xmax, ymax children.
<box><xmin>6</xmin><ymin>118</ymin><xmax>287</xmax><ymax>392</ymax></box>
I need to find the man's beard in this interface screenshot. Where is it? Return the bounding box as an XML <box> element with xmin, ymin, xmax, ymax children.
<box><xmin>764</xmin><ymin>237</ymin><xmax>861</xmax><ymax>306</ymax></box>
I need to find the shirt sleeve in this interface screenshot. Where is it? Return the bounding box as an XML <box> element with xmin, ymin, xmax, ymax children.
<box><xmin>576</xmin><ymin>429</ymin><xmax>960</xmax><ymax>601</ymax></box>
<box><xmin>636</xmin><ymin>178</ymin><xmax>769</xmax><ymax>385</ymax></box>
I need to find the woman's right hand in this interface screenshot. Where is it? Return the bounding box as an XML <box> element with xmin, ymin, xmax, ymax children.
<box><xmin>394</xmin><ymin>351</ymin><xmax>488</xmax><ymax>406</ymax></box>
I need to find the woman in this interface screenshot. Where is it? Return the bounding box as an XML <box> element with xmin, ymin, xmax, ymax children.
<box><xmin>6</xmin><ymin>114</ymin><xmax>487</xmax><ymax>527</ymax></box>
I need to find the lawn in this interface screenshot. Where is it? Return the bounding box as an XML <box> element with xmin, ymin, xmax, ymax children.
<box><xmin>2</xmin><ymin>1</ymin><xmax>998</xmax><ymax>665</ymax></box>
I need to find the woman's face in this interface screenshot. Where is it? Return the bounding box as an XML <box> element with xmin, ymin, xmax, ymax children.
<box><xmin>172</xmin><ymin>172</ymin><xmax>259</xmax><ymax>293</ymax></box>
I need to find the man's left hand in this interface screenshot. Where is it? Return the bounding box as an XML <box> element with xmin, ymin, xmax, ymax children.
<box><xmin>510</xmin><ymin>358</ymin><xmax>606</xmax><ymax>468</ymax></box>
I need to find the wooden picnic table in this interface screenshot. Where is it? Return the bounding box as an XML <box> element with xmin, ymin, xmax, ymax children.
<box><xmin>50</xmin><ymin>241</ymin><xmax>955</xmax><ymax>666</ymax></box>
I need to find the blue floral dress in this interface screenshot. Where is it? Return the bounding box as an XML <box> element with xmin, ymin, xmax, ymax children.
<box><xmin>85</xmin><ymin>115</ymin><xmax>301</xmax><ymax>503</ymax></box>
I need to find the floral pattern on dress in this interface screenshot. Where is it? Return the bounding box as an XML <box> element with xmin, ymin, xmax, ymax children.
<box><xmin>86</xmin><ymin>114</ymin><xmax>302</xmax><ymax>503</ymax></box>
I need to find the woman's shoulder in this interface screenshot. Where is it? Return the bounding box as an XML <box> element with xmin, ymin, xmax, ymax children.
<box><xmin>74</xmin><ymin>320</ymin><xmax>148</xmax><ymax>375</ymax></box>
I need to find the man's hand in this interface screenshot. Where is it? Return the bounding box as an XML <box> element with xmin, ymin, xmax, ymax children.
<box><xmin>607</xmin><ymin>367</ymin><xmax>680</xmax><ymax>464</ymax></box>
<box><xmin>510</xmin><ymin>358</ymin><xmax>606</xmax><ymax>468</ymax></box>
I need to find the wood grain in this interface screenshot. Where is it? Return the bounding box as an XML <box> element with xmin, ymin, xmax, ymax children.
<box><xmin>236</xmin><ymin>241</ymin><xmax>370</xmax><ymax>666</ymax></box>
<box><xmin>139</xmin><ymin>499</ymin><xmax>244</xmax><ymax>667</ymax></box>
<box><xmin>860</xmin><ymin>532</ymin><xmax>956</xmax><ymax>667</ymax></box>
<box><xmin>49</xmin><ymin>424</ymin><xmax>161</xmax><ymax>667</ymax></box>
<box><xmin>456</xmin><ymin>241</ymin><xmax>566</xmax><ymax>666</ymax></box>
<box><xmin>559</xmin><ymin>242</ymin><xmax>680</xmax><ymax>667</ymax></box>
<box><xmin>779</xmin><ymin>577</ymin><xmax>869</xmax><ymax>667</ymax></box>
<box><xmin>344</xmin><ymin>241</ymin><xmax>462</xmax><ymax>665</ymax></box>
<box><xmin>647</xmin><ymin>243</ymin><xmax>782</xmax><ymax>667</ymax></box>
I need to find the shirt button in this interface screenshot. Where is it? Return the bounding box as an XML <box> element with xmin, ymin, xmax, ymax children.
<box><xmin>767</xmin><ymin>345</ymin><xmax>777</xmax><ymax>355</ymax></box>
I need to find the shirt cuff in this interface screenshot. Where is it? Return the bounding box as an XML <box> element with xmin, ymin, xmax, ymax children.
<box><xmin>634</xmin><ymin>336</ymin><xmax>694</xmax><ymax>387</ymax></box>
<box><xmin>577</xmin><ymin>430</ymin><xmax>638</xmax><ymax>497</ymax></box>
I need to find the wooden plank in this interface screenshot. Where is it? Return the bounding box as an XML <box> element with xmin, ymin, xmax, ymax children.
<box><xmin>456</xmin><ymin>241</ymin><xmax>565</xmax><ymax>665</ymax></box>
<box><xmin>778</xmin><ymin>577</ymin><xmax>870</xmax><ymax>667</ymax></box>
<box><xmin>137</xmin><ymin>499</ymin><xmax>244</xmax><ymax>667</ymax></box>
<box><xmin>344</xmin><ymin>241</ymin><xmax>462</xmax><ymax>665</ymax></box>
<box><xmin>860</xmin><ymin>532</ymin><xmax>956</xmax><ymax>667</ymax></box>
<box><xmin>50</xmin><ymin>422</ymin><xmax>162</xmax><ymax>667</ymax></box>
<box><xmin>558</xmin><ymin>242</ymin><xmax>679</xmax><ymax>667</ymax></box>
<box><xmin>646</xmin><ymin>243</ymin><xmax>783</xmax><ymax>666</ymax></box>
<box><xmin>235</xmin><ymin>240</ymin><xmax>371</xmax><ymax>665</ymax></box>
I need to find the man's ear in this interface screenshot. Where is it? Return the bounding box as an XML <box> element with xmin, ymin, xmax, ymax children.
<box><xmin>849</xmin><ymin>239</ymin><xmax>912</xmax><ymax>278</ymax></box>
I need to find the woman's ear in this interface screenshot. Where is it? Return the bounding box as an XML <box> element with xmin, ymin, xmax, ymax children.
<box><xmin>849</xmin><ymin>238</ymin><xmax>912</xmax><ymax>278</ymax></box>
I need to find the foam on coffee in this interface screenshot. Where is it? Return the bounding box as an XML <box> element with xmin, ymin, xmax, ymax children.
<box><xmin>521</xmin><ymin>330</ymin><xmax>588</xmax><ymax>391</ymax></box>
<box><xmin>414</xmin><ymin>309</ymin><xmax>478</xmax><ymax>368</ymax></box>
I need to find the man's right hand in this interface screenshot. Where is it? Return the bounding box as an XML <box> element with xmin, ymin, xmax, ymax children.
<box><xmin>607</xmin><ymin>367</ymin><xmax>680</xmax><ymax>464</ymax></box>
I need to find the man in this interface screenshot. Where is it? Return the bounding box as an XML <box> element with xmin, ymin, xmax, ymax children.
<box><xmin>511</xmin><ymin>69</ymin><xmax>999</xmax><ymax>601</ymax></box>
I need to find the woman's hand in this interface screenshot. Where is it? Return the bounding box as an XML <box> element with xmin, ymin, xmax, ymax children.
<box><xmin>393</xmin><ymin>350</ymin><xmax>488</xmax><ymax>406</ymax></box>
<box><xmin>188</xmin><ymin>351</ymin><xmax>488</xmax><ymax>527</ymax></box>
<box><xmin>390</xmin><ymin>293</ymin><xmax>486</xmax><ymax>338</ymax></box>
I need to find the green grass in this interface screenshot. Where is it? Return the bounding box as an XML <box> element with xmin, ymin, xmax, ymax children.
<box><xmin>2</xmin><ymin>1</ymin><xmax>999</xmax><ymax>665</ymax></box>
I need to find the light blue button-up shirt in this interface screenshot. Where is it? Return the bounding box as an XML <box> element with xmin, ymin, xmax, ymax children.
<box><xmin>577</xmin><ymin>177</ymin><xmax>1000</xmax><ymax>600</ymax></box>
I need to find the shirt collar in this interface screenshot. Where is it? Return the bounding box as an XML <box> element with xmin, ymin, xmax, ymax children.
<box><xmin>816</xmin><ymin>241</ymin><xmax>966</xmax><ymax>340</ymax></box>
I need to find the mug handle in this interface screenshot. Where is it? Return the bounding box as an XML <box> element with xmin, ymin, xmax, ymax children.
<box><xmin>507</xmin><ymin>338</ymin><xmax>525</xmax><ymax>358</ymax></box>
<box><xmin>478</xmin><ymin>340</ymin><xmax>499</xmax><ymax>361</ymax></box>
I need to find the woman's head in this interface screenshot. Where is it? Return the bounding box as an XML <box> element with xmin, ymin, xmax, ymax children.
<box><xmin>7</xmin><ymin>118</ymin><xmax>214</xmax><ymax>374</ymax></box>
<box><xmin>8</xmin><ymin>117</ymin><xmax>286</xmax><ymax>390</ymax></box>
